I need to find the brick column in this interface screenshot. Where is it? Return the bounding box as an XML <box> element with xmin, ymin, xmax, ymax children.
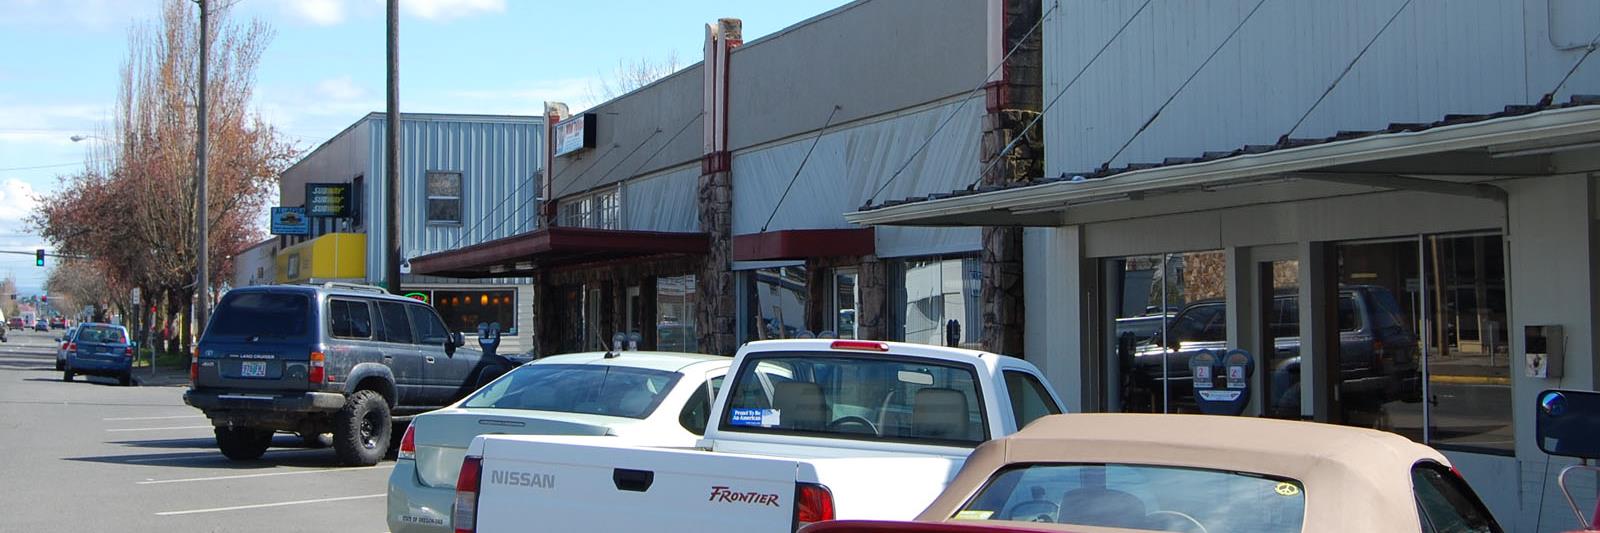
<box><xmin>696</xmin><ymin>18</ymin><xmax>742</xmax><ymax>355</ymax></box>
<box><xmin>979</xmin><ymin>0</ymin><xmax>1043</xmax><ymax>358</ymax></box>
<box><xmin>858</xmin><ymin>255</ymin><xmax>888</xmax><ymax>341</ymax></box>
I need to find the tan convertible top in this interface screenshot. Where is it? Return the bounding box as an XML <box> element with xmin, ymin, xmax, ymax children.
<box><xmin>918</xmin><ymin>413</ymin><xmax>1450</xmax><ymax>533</ymax></box>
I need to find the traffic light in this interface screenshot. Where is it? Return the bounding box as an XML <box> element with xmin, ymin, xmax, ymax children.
<box><xmin>34</xmin><ymin>249</ymin><xmax>44</xmax><ymax>267</ymax></box>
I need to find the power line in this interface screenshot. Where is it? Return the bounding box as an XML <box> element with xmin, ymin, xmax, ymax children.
<box><xmin>762</xmin><ymin>105</ymin><xmax>841</xmax><ymax>232</ymax></box>
<box><xmin>964</xmin><ymin>0</ymin><xmax>1153</xmax><ymax>191</ymax></box>
<box><xmin>0</xmin><ymin>161</ymin><xmax>106</xmax><ymax>172</ymax></box>
<box><xmin>1103</xmin><ymin>0</ymin><xmax>1271</xmax><ymax>168</ymax></box>
<box><xmin>866</xmin><ymin>0</ymin><xmax>1060</xmax><ymax>206</ymax></box>
<box><xmin>1282</xmin><ymin>0</ymin><xmax>1413</xmax><ymax>141</ymax></box>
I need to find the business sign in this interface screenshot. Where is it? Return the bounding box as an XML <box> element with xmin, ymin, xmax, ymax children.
<box><xmin>402</xmin><ymin>291</ymin><xmax>432</xmax><ymax>305</ymax></box>
<box><xmin>306</xmin><ymin>182</ymin><xmax>353</xmax><ymax>217</ymax></box>
<box><xmin>270</xmin><ymin>207</ymin><xmax>309</xmax><ymax>235</ymax></box>
<box><xmin>554</xmin><ymin>113</ymin><xmax>596</xmax><ymax>157</ymax></box>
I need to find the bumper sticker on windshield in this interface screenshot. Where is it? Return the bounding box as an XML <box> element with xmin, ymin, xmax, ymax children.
<box><xmin>730</xmin><ymin>408</ymin><xmax>780</xmax><ymax>427</ymax></box>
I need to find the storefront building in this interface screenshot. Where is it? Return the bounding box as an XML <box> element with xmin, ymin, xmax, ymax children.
<box><xmin>411</xmin><ymin>0</ymin><xmax>1010</xmax><ymax>357</ymax></box>
<box><xmin>276</xmin><ymin>112</ymin><xmax>543</xmax><ymax>352</ymax></box>
<box><xmin>850</xmin><ymin>1</ymin><xmax>1600</xmax><ymax>530</ymax></box>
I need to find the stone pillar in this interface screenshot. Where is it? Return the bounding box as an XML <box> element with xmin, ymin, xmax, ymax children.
<box><xmin>979</xmin><ymin>0</ymin><xmax>1043</xmax><ymax>358</ymax></box>
<box><xmin>696</xmin><ymin>18</ymin><xmax>742</xmax><ymax>356</ymax></box>
<box><xmin>858</xmin><ymin>255</ymin><xmax>888</xmax><ymax>341</ymax></box>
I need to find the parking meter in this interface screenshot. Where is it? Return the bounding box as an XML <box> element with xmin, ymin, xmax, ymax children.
<box><xmin>476</xmin><ymin>322</ymin><xmax>501</xmax><ymax>358</ymax></box>
<box><xmin>1191</xmin><ymin>349</ymin><xmax>1255</xmax><ymax>416</ymax></box>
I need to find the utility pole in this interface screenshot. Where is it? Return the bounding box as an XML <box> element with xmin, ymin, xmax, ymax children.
<box><xmin>195</xmin><ymin>0</ymin><xmax>211</xmax><ymax>335</ymax></box>
<box><xmin>384</xmin><ymin>0</ymin><xmax>402</xmax><ymax>294</ymax></box>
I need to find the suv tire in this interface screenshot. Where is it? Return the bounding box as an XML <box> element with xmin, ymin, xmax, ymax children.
<box><xmin>62</xmin><ymin>366</ymin><xmax>74</xmax><ymax>382</ymax></box>
<box><xmin>216</xmin><ymin>427</ymin><xmax>273</xmax><ymax>460</ymax></box>
<box><xmin>333</xmin><ymin>389</ymin><xmax>390</xmax><ymax>466</ymax></box>
<box><xmin>118</xmin><ymin>373</ymin><xmax>132</xmax><ymax>387</ymax></box>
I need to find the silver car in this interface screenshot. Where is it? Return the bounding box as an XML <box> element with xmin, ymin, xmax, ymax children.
<box><xmin>54</xmin><ymin>326</ymin><xmax>77</xmax><ymax>371</ymax></box>
<box><xmin>387</xmin><ymin>351</ymin><xmax>732</xmax><ymax>533</ymax></box>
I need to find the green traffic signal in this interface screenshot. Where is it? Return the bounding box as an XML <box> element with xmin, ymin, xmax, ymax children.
<box><xmin>35</xmin><ymin>249</ymin><xmax>44</xmax><ymax>267</ymax></box>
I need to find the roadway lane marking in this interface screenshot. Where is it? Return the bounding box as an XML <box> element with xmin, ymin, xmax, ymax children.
<box><xmin>104</xmin><ymin>415</ymin><xmax>205</xmax><ymax>421</ymax></box>
<box><xmin>138</xmin><ymin>465</ymin><xmax>390</xmax><ymax>485</ymax></box>
<box><xmin>120</xmin><ymin>448</ymin><xmax>325</xmax><ymax>463</ymax></box>
<box><xmin>155</xmin><ymin>494</ymin><xmax>384</xmax><ymax>516</ymax></box>
<box><xmin>106</xmin><ymin>425</ymin><xmax>214</xmax><ymax>432</ymax></box>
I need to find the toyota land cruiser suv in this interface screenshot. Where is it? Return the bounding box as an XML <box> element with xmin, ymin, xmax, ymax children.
<box><xmin>185</xmin><ymin>283</ymin><xmax>518</xmax><ymax>466</ymax></box>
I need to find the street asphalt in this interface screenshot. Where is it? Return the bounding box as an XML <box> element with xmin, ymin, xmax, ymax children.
<box><xmin>0</xmin><ymin>328</ymin><xmax>391</xmax><ymax>533</ymax></box>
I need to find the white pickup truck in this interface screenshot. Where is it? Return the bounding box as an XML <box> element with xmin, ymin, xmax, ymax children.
<box><xmin>451</xmin><ymin>339</ymin><xmax>1066</xmax><ymax>533</ymax></box>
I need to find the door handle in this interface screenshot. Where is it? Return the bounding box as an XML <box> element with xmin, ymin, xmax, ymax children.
<box><xmin>613</xmin><ymin>468</ymin><xmax>654</xmax><ymax>492</ymax></box>
<box><xmin>425</xmin><ymin>356</ymin><xmax>436</xmax><ymax>364</ymax></box>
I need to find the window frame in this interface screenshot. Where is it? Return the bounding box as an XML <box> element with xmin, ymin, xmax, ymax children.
<box><xmin>677</xmin><ymin>375</ymin><xmax>726</xmax><ymax>435</ymax></box>
<box><xmin>327</xmin><ymin>298</ymin><xmax>374</xmax><ymax>340</ymax></box>
<box><xmin>405</xmin><ymin>303</ymin><xmax>451</xmax><ymax>345</ymax></box>
<box><xmin>1411</xmin><ymin>461</ymin><xmax>1503</xmax><ymax>533</ymax></box>
<box><xmin>375</xmin><ymin>300</ymin><xmax>416</xmax><ymax>344</ymax></box>
<box><xmin>424</xmin><ymin>170</ymin><xmax>464</xmax><ymax>225</ymax></box>
<box><xmin>1002</xmin><ymin>369</ymin><xmax>1062</xmax><ymax>431</ymax></box>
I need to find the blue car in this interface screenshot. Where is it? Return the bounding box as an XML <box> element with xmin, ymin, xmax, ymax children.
<box><xmin>63</xmin><ymin>323</ymin><xmax>135</xmax><ymax>386</ymax></box>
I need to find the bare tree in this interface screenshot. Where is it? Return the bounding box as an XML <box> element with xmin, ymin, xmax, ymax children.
<box><xmin>586</xmin><ymin>51</ymin><xmax>682</xmax><ymax>104</ymax></box>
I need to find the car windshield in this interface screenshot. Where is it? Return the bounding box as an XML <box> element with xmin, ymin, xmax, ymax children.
<box><xmin>719</xmin><ymin>353</ymin><xmax>988</xmax><ymax>445</ymax></box>
<box><xmin>461</xmin><ymin>364</ymin><xmax>682</xmax><ymax>419</ymax></box>
<box><xmin>958</xmin><ymin>463</ymin><xmax>1306</xmax><ymax>532</ymax></box>
<box><xmin>208</xmin><ymin>292</ymin><xmax>311</xmax><ymax>340</ymax></box>
<box><xmin>77</xmin><ymin>326</ymin><xmax>127</xmax><ymax>344</ymax></box>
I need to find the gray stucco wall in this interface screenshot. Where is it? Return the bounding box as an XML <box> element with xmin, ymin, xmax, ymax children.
<box><xmin>280</xmin><ymin>118</ymin><xmax>372</xmax><ymax>208</ymax></box>
<box><xmin>1043</xmin><ymin>0</ymin><xmax>1600</xmax><ymax>174</ymax></box>
<box><xmin>549</xmin><ymin>65</ymin><xmax>705</xmax><ymax>200</ymax></box>
<box><xmin>728</xmin><ymin>0</ymin><xmax>987</xmax><ymax>152</ymax></box>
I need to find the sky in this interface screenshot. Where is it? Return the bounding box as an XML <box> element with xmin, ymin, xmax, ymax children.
<box><xmin>0</xmin><ymin>0</ymin><xmax>852</xmax><ymax>295</ymax></box>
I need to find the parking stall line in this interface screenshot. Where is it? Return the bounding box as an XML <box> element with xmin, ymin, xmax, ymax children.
<box><xmin>155</xmin><ymin>494</ymin><xmax>384</xmax><ymax>516</ymax></box>
<box><xmin>121</xmin><ymin>448</ymin><xmax>328</xmax><ymax>463</ymax></box>
<box><xmin>138</xmin><ymin>465</ymin><xmax>390</xmax><ymax>485</ymax></box>
<box><xmin>106</xmin><ymin>425</ymin><xmax>214</xmax><ymax>432</ymax></box>
<box><xmin>103</xmin><ymin>415</ymin><xmax>206</xmax><ymax>421</ymax></box>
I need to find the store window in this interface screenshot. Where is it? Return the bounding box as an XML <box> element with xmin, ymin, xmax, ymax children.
<box><xmin>657</xmin><ymin>275</ymin><xmax>698</xmax><ymax>352</ymax></box>
<box><xmin>744</xmin><ymin>266</ymin><xmax>808</xmax><ymax>340</ymax></box>
<box><xmin>833</xmin><ymin>268</ymin><xmax>859</xmax><ymax>339</ymax></box>
<box><xmin>894</xmin><ymin>257</ymin><xmax>980</xmax><ymax>348</ymax></box>
<box><xmin>556</xmin><ymin>187</ymin><xmax>621</xmax><ymax>230</ymax></box>
<box><xmin>430</xmin><ymin>289</ymin><xmax>517</xmax><ymax>336</ymax></box>
<box><xmin>1103</xmin><ymin>251</ymin><xmax>1226</xmax><ymax>414</ymax></box>
<box><xmin>426</xmin><ymin>171</ymin><xmax>462</xmax><ymax>224</ymax></box>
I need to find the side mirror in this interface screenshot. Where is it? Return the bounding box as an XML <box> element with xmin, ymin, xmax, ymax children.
<box><xmin>1537</xmin><ymin>389</ymin><xmax>1600</xmax><ymax>460</ymax></box>
<box><xmin>445</xmin><ymin>332</ymin><xmax>465</xmax><ymax>357</ymax></box>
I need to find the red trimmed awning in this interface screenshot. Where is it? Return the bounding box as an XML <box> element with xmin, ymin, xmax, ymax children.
<box><xmin>732</xmin><ymin>228</ymin><xmax>874</xmax><ymax>261</ymax></box>
<box><xmin>409</xmin><ymin>226</ymin><xmax>709</xmax><ymax>278</ymax></box>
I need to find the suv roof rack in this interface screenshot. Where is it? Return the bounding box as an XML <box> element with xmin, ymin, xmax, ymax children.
<box><xmin>320</xmin><ymin>282</ymin><xmax>390</xmax><ymax>295</ymax></box>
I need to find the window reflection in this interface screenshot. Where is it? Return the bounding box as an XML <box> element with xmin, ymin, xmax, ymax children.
<box><xmin>894</xmin><ymin>257</ymin><xmax>980</xmax><ymax>348</ymax></box>
<box><xmin>1108</xmin><ymin>251</ymin><xmax>1226</xmax><ymax>414</ymax></box>
<box><xmin>657</xmin><ymin>275</ymin><xmax>698</xmax><ymax>352</ymax></box>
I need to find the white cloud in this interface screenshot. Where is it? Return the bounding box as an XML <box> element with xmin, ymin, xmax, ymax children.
<box><xmin>287</xmin><ymin>0</ymin><xmax>346</xmax><ymax>26</ymax></box>
<box><xmin>315</xmin><ymin>76</ymin><xmax>367</xmax><ymax>101</ymax></box>
<box><xmin>400</xmin><ymin>0</ymin><xmax>506</xmax><ymax>21</ymax></box>
<box><xmin>0</xmin><ymin>179</ymin><xmax>40</xmax><ymax>225</ymax></box>
<box><xmin>445</xmin><ymin>77</ymin><xmax>598</xmax><ymax>115</ymax></box>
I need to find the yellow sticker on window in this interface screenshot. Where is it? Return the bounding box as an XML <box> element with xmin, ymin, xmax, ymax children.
<box><xmin>1275</xmin><ymin>482</ymin><xmax>1301</xmax><ymax>496</ymax></box>
<box><xmin>955</xmin><ymin>510</ymin><xmax>996</xmax><ymax>520</ymax></box>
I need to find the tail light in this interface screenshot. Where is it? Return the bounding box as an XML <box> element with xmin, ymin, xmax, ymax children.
<box><xmin>67</xmin><ymin>342</ymin><xmax>77</xmax><ymax>353</ymax></box>
<box><xmin>794</xmin><ymin>482</ymin><xmax>835</xmax><ymax>530</ymax></box>
<box><xmin>830</xmin><ymin>340</ymin><xmax>888</xmax><ymax>352</ymax></box>
<box><xmin>454</xmin><ymin>455</ymin><xmax>483</xmax><ymax>533</ymax></box>
<box><xmin>397</xmin><ymin>424</ymin><xmax>416</xmax><ymax>460</ymax></box>
<box><xmin>189</xmin><ymin>350</ymin><xmax>199</xmax><ymax>383</ymax></box>
<box><xmin>125</xmin><ymin>346</ymin><xmax>134</xmax><ymax>358</ymax></box>
<box><xmin>308</xmin><ymin>351</ymin><xmax>326</xmax><ymax>384</ymax></box>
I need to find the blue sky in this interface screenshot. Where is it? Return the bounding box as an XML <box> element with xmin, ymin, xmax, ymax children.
<box><xmin>0</xmin><ymin>0</ymin><xmax>851</xmax><ymax>294</ymax></box>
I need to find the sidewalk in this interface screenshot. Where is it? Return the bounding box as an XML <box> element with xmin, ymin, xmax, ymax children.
<box><xmin>1429</xmin><ymin>352</ymin><xmax>1512</xmax><ymax>385</ymax></box>
<box><xmin>132</xmin><ymin>365</ymin><xmax>190</xmax><ymax>387</ymax></box>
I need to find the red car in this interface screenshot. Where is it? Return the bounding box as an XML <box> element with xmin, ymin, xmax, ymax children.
<box><xmin>803</xmin><ymin>522</ymin><xmax>1072</xmax><ymax>533</ymax></box>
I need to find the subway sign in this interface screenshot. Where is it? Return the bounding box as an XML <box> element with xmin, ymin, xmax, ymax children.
<box><xmin>306</xmin><ymin>182</ymin><xmax>354</xmax><ymax>218</ymax></box>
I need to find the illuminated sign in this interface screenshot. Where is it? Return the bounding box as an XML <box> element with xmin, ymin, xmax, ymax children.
<box><xmin>403</xmin><ymin>291</ymin><xmax>432</xmax><ymax>305</ymax></box>
<box><xmin>270</xmin><ymin>207</ymin><xmax>309</xmax><ymax>235</ymax></box>
<box><xmin>306</xmin><ymin>182</ymin><xmax>354</xmax><ymax>218</ymax></box>
<box><xmin>554</xmin><ymin>113</ymin><xmax>596</xmax><ymax>157</ymax></box>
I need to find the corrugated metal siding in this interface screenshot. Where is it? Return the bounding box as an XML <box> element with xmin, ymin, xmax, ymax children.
<box><xmin>1043</xmin><ymin>0</ymin><xmax>1598</xmax><ymax>175</ymax></box>
<box><xmin>363</xmin><ymin>115</ymin><xmax>544</xmax><ymax>282</ymax></box>
<box><xmin>622</xmin><ymin>164</ymin><xmax>700</xmax><ymax>232</ymax></box>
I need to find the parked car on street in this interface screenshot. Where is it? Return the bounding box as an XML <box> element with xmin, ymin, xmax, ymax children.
<box><xmin>49</xmin><ymin>316</ymin><xmax>65</xmax><ymax>329</ymax></box>
<box><xmin>1126</xmin><ymin>285</ymin><xmax>1420</xmax><ymax>414</ymax></box>
<box><xmin>55</xmin><ymin>325</ymin><xmax>77</xmax><ymax>370</ymax></box>
<box><xmin>62</xmin><ymin>323</ymin><xmax>136</xmax><ymax>386</ymax></box>
<box><xmin>455</xmin><ymin>339</ymin><xmax>1065</xmax><ymax>533</ymax></box>
<box><xmin>6</xmin><ymin>317</ymin><xmax>22</xmax><ymax>330</ymax></box>
<box><xmin>185</xmin><ymin>283</ymin><xmax>521</xmax><ymax>466</ymax></box>
<box><xmin>388</xmin><ymin>351</ymin><xmax>733</xmax><ymax>533</ymax></box>
<box><xmin>907</xmin><ymin>413</ymin><xmax>1502</xmax><ymax>533</ymax></box>
<box><xmin>34</xmin><ymin>319</ymin><xmax>49</xmax><ymax>332</ymax></box>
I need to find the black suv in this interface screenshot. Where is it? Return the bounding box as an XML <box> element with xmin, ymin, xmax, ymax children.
<box><xmin>185</xmin><ymin>283</ymin><xmax>518</xmax><ymax>466</ymax></box>
<box><xmin>1124</xmin><ymin>285</ymin><xmax>1421</xmax><ymax>414</ymax></box>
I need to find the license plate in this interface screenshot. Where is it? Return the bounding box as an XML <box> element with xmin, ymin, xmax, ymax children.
<box><xmin>240</xmin><ymin>361</ymin><xmax>267</xmax><ymax>378</ymax></box>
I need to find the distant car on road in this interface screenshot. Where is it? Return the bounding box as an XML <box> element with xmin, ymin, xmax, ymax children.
<box><xmin>185</xmin><ymin>283</ymin><xmax>521</xmax><ymax>466</ymax></box>
<box><xmin>905</xmin><ymin>413</ymin><xmax>1502</xmax><ymax>533</ymax></box>
<box><xmin>55</xmin><ymin>325</ymin><xmax>78</xmax><ymax>370</ymax></box>
<box><xmin>387</xmin><ymin>351</ymin><xmax>732</xmax><ymax>533</ymax></box>
<box><xmin>34</xmin><ymin>320</ymin><xmax>49</xmax><ymax>332</ymax></box>
<box><xmin>62</xmin><ymin>323</ymin><xmax>136</xmax><ymax>386</ymax></box>
<box><xmin>49</xmin><ymin>317</ymin><xmax>65</xmax><ymax>329</ymax></box>
<box><xmin>7</xmin><ymin>317</ymin><xmax>22</xmax><ymax>330</ymax></box>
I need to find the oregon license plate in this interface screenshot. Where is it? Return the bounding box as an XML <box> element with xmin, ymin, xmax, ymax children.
<box><xmin>240</xmin><ymin>361</ymin><xmax>267</xmax><ymax>378</ymax></box>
